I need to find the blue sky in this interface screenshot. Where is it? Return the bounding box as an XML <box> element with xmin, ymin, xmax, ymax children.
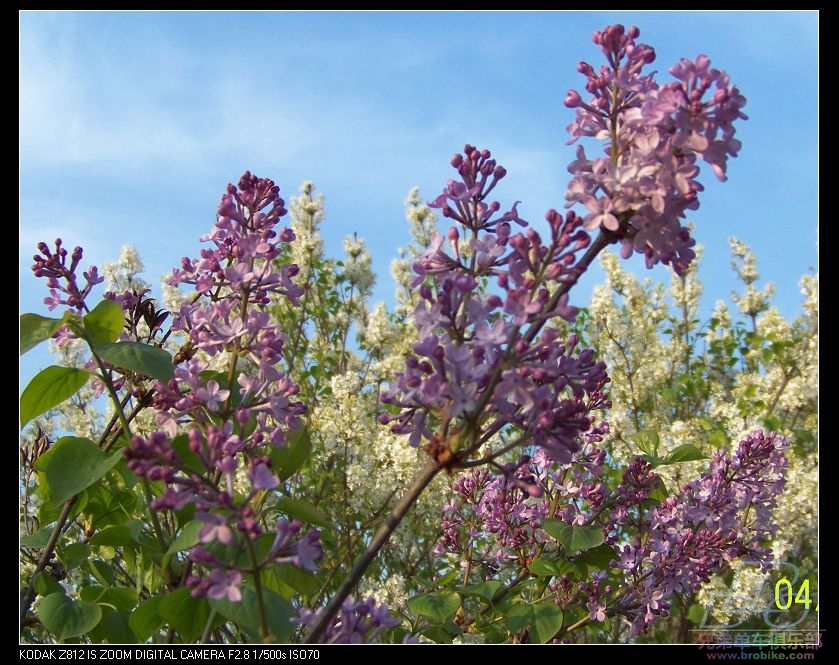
<box><xmin>20</xmin><ymin>11</ymin><xmax>818</xmax><ymax>387</ymax></box>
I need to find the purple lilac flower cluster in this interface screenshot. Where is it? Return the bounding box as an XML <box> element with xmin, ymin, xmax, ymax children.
<box><xmin>124</xmin><ymin>172</ymin><xmax>321</xmax><ymax>598</ymax></box>
<box><xmin>564</xmin><ymin>24</ymin><xmax>747</xmax><ymax>274</ymax></box>
<box><xmin>435</xmin><ymin>466</ymin><xmax>548</xmax><ymax>574</ymax></box>
<box><xmin>613</xmin><ymin>430</ymin><xmax>788</xmax><ymax>635</ymax></box>
<box><xmin>32</xmin><ymin>239</ymin><xmax>104</xmax><ymax>312</ymax></box>
<box><xmin>438</xmin><ymin>430</ymin><xmax>787</xmax><ymax>638</ymax></box>
<box><xmin>296</xmin><ymin>597</ymin><xmax>402</xmax><ymax>644</ymax></box>
<box><xmin>380</xmin><ymin>145</ymin><xmax>610</xmax><ymax>465</ymax></box>
<box><xmin>31</xmin><ymin>240</ymin><xmax>171</xmax><ymax>396</ymax></box>
<box><xmin>435</xmin><ymin>440</ymin><xmax>608</xmax><ymax>575</ymax></box>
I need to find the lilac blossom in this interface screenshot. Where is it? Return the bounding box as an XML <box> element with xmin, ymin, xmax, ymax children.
<box><xmin>381</xmin><ymin>145</ymin><xmax>610</xmax><ymax>467</ymax></box>
<box><xmin>189</xmin><ymin>569</ymin><xmax>244</xmax><ymax>602</ymax></box>
<box><xmin>297</xmin><ymin>597</ymin><xmax>402</xmax><ymax>644</ymax></box>
<box><xmin>611</xmin><ymin>430</ymin><xmax>788</xmax><ymax>635</ymax></box>
<box><xmin>31</xmin><ymin>238</ymin><xmax>104</xmax><ymax>313</ymax></box>
<box><xmin>563</xmin><ymin>24</ymin><xmax>746</xmax><ymax>274</ymax></box>
<box><xmin>268</xmin><ymin>519</ymin><xmax>323</xmax><ymax>572</ymax></box>
<box><xmin>438</xmin><ymin>430</ymin><xmax>787</xmax><ymax>638</ymax></box>
<box><xmin>436</xmin><ymin>441</ymin><xmax>609</xmax><ymax>575</ymax></box>
<box><xmin>124</xmin><ymin>172</ymin><xmax>319</xmax><ymax>602</ymax></box>
<box><xmin>435</xmin><ymin>466</ymin><xmax>550</xmax><ymax>573</ymax></box>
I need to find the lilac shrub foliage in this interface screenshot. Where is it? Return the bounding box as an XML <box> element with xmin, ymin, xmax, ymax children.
<box><xmin>20</xmin><ymin>24</ymin><xmax>788</xmax><ymax>644</ymax></box>
<box><xmin>26</xmin><ymin>175</ymin><xmax>386</xmax><ymax>642</ymax></box>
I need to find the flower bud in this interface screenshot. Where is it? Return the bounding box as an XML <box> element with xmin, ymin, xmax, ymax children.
<box><xmin>564</xmin><ymin>90</ymin><xmax>583</xmax><ymax>108</ymax></box>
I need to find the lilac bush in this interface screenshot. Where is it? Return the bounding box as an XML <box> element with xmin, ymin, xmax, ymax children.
<box><xmin>379</xmin><ymin>150</ymin><xmax>610</xmax><ymax>465</ymax></box>
<box><xmin>381</xmin><ymin>23</ymin><xmax>747</xmax><ymax>474</ymax></box>
<box><xmin>18</xmin><ymin>24</ymin><xmax>794</xmax><ymax>646</ymax></box>
<box><xmin>612</xmin><ymin>430</ymin><xmax>788</xmax><ymax>635</ymax></box>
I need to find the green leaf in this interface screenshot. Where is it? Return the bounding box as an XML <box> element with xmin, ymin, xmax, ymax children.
<box><xmin>262</xmin><ymin>571</ymin><xmax>296</xmax><ymax>602</ymax></box>
<box><xmin>528</xmin><ymin>556</ymin><xmax>571</xmax><ymax>577</ymax></box>
<box><xmin>648</xmin><ymin>477</ymin><xmax>668</xmax><ymax>503</ymax></box>
<box><xmin>687</xmin><ymin>602</ymin><xmax>706</xmax><ymax>624</ymax></box>
<box><xmin>33</xmin><ymin>571</ymin><xmax>65</xmax><ymax>597</ymax></box>
<box><xmin>660</xmin><ymin>386</ymin><xmax>678</xmax><ymax>401</ymax></box>
<box><xmin>211</xmin><ymin>586</ymin><xmax>295</xmax><ymax>643</ymax></box>
<box><xmin>20</xmin><ymin>527</ymin><xmax>54</xmax><ymax>548</ymax></box>
<box><xmin>276</xmin><ymin>497</ymin><xmax>329</xmax><ymax>528</ymax></box>
<box><xmin>35</xmin><ymin>437</ymin><xmax>122</xmax><ymax>506</ymax></box>
<box><xmin>20</xmin><ymin>313</ymin><xmax>64</xmax><ymax>355</ymax></box>
<box><xmin>162</xmin><ymin>519</ymin><xmax>203</xmax><ymax>570</ymax></box>
<box><xmin>129</xmin><ymin>596</ymin><xmax>165</xmax><ymax>642</ymax></box>
<box><xmin>270</xmin><ymin>428</ymin><xmax>312</xmax><ymax>481</ymax></box>
<box><xmin>530</xmin><ymin>603</ymin><xmax>565</xmax><ymax>644</ymax></box>
<box><xmin>38</xmin><ymin>502</ymin><xmax>61</xmax><ymax>530</ymax></box>
<box><xmin>81</xmin><ymin>483</ymin><xmax>139</xmax><ymax>530</ymax></box>
<box><xmin>505</xmin><ymin>602</ymin><xmax>564</xmax><ymax>644</ymax></box>
<box><xmin>89</xmin><ymin>559</ymin><xmax>117</xmax><ymax>587</ymax></box>
<box><xmin>697</xmin><ymin>417</ymin><xmax>715</xmax><ymax>431</ymax></box>
<box><xmin>632</xmin><ymin>430</ymin><xmax>660</xmax><ymax>456</ymax></box>
<box><xmin>660</xmin><ymin>444</ymin><xmax>705</xmax><ymax>465</ymax></box>
<box><xmin>89</xmin><ymin>608</ymin><xmax>135</xmax><ymax>644</ymax></box>
<box><xmin>80</xmin><ymin>586</ymin><xmax>139</xmax><ymax>612</ymax></box>
<box><xmin>433</xmin><ymin>568</ymin><xmax>460</xmax><ymax>588</ymax></box>
<box><xmin>763</xmin><ymin>415</ymin><xmax>782</xmax><ymax>432</ymax></box>
<box><xmin>20</xmin><ymin>366</ymin><xmax>91</xmax><ymax>428</ymax></box>
<box><xmin>84</xmin><ymin>299</ymin><xmax>125</xmax><ymax>345</ymax></box>
<box><xmin>461</xmin><ymin>580</ymin><xmax>502</xmax><ymax>601</ymax></box>
<box><xmin>420</xmin><ymin>625</ymin><xmax>456</xmax><ymax>644</ymax></box>
<box><xmin>708</xmin><ymin>429</ymin><xmax>730</xmax><ymax>448</ymax></box>
<box><xmin>57</xmin><ymin>542</ymin><xmax>91</xmax><ymax>571</ymax></box>
<box><xmin>37</xmin><ymin>593</ymin><xmax>103</xmax><ymax>641</ymax></box>
<box><xmin>157</xmin><ymin>587</ymin><xmax>210</xmax><ymax>642</ymax></box>
<box><xmin>95</xmin><ymin>341</ymin><xmax>174</xmax><ymax>382</ymax></box>
<box><xmin>639</xmin><ymin>453</ymin><xmax>661</xmax><ymax>466</ymax></box>
<box><xmin>407</xmin><ymin>590</ymin><xmax>460</xmax><ymax>623</ymax></box>
<box><xmin>89</xmin><ymin>520</ymin><xmax>143</xmax><ymax>547</ymax></box>
<box><xmin>272</xmin><ymin>564</ymin><xmax>319</xmax><ymax>598</ymax></box>
<box><xmin>543</xmin><ymin>520</ymin><xmax>605</xmax><ymax>554</ymax></box>
<box><xmin>478</xmin><ymin>622</ymin><xmax>507</xmax><ymax>643</ymax></box>
<box><xmin>575</xmin><ymin>544</ymin><xmax>618</xmax><ymax>571</ymax></box>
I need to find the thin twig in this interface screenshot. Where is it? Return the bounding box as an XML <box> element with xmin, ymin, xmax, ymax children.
<box><xmin>303</xmin><ymin>459</ymin><xmax>442</xmax><ymax>643</ymax></box>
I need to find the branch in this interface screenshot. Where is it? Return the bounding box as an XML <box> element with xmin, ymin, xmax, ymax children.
<box><xmin>303</xmin><ymin>458</ymin><xmax>442</xmax><ymax>643</ymax></box>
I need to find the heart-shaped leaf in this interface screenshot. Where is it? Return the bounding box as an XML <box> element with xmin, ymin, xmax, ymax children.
<box><xmin>543</xmin><ymin>520</ymin><xmax>605</xmax><ymax>554</ymax></box>
<box><xmin>35</xmin><ymin>437</ymin><xmax>122</xmax><ymax>506</ymax></box>
<box><xmin>95</xmin><ymin>342</ymin><xmax>174</xmax><ymax>382</ymax></box>
<box><xmin>84</xmin><ymin>299</ymin><xmax>125</xmax><ymax>345</ymax></box>
<box><xmin>505</xmin><ymin>602</ymin><xmax>563</xmax><ymax>643</ymax></box>
<box><xmin>407</xmin><ymin>590</ymin><xmax>460</xmax><ymax>623</ymax></box>
<box><xmin>37</xmin><ymin>593</ymin><xmax>102</xmax><ymax>640</ymax></box>
<box><xmin>20</xmin><ymin>366</ymin><xmax>91</xmax><ymax>428</ymax></box>
<box><xmin>20</xmin><ymin>313</ymin><xmax>64</xmax><ymax>355</ymax></box>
